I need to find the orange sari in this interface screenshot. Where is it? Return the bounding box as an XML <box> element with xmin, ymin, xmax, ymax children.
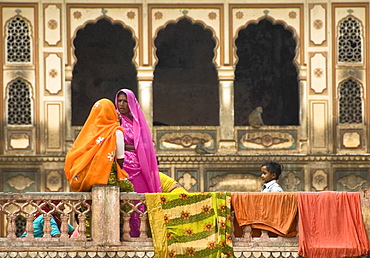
<box><xmin>298</xmin><ymin>191</ymin><xmax>370</xmax><ymax>258</ymax></box>
<box><xmin>64</xmin><ymin>99</ymin><xmax>127</xmax><ymax>192</ymax></box>
<box><xmin>232</xmin><ymin>192</ymin><xmax>298</xmax><ymax>237</ymax></box>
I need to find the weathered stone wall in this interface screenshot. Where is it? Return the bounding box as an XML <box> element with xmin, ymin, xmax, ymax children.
<box><xmin>1</xmin><ymin>1</ymin><xmax>370</xmax><ymax>196</ymax></box>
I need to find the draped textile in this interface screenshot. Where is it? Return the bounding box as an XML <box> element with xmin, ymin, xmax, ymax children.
<box><xmin>64</xmin><ymin>99</ymin><xmax>127</xmax><ymax>192</ymax></box>
<box><xmin>232</xmin><ymin>192</ymin><xmax>298</xmax><ymax>237</ymax></box>
<box><xmin>115</xmin><ymin>89</ymin><xmax>161</xmax><ymax>193</ymax></box>
<box><xmin>298</xmin><ymin>191</ymin><xmax>370</xmax><ymax>258</ymax></box>
<box><xmin>146</xmin><ymin>192</ymin><xmax>234</xmax><ymax>258</ymax></box>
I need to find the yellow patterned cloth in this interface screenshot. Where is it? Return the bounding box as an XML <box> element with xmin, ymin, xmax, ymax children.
<box><xmin>145</xmin><ymin>192</ymin><xmax>233</xmax><ymax>258</ymax></box>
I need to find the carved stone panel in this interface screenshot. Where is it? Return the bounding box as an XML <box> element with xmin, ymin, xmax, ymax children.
<box><xmin>206</xmin><ymin>169</ymin><xmax>262</xmax><ymax>192</ymax></box>
<box><xmin>176</xmin><ymin>169</ymin><xmax>198</xmax><ymax>192</ymax></box>
<box><xmin>340</xmin><ymin>129</ymin><xmax>363</xmax><ymax>150</ymax></box>
<box><xmin>335</xmin><ymin>169</ymin><xmax>368</xmax><ymax>191</ymax></box>
<box><xmin>45</xmin><ymin>170</ymin><xmax>63</xmax><ymax>192</ymax></box>
<box><xmin>238</xmin><ymin>130</ymin><xmax>297</xmax><ymax>150</ymax></box>
<box><xmin>44</xmin><ymin>4</ymin><xmax>61</xmax><ymax>46</ymax></box>
<box><xmin>311</xmin><ymin>169</ymin><xmax>328</xmax><ymax>191</ymax></box>
<box><xmin>310</xmin><ymin>53</ymin><xmax>327</xmax><ymax>94</ymax></box>
<box><xmin>44</xmin><ymin>53</ymin><xmax>62</xmax><ymax>95</ymax></box>
<box><xmin>311</xmin><ymin>101</ymin><xmax>327</xmax><ymax>149</ymax></box>
<box><xmin>2</xmin><ymin>170</ymin><xmax>38</xmax><ymax>192</ymax></box>
<box><xmin>46</xmin><ymin>102</ymin><xmax>62</xmax><ymax>150</ymax></box>
<box><xmin>280</xmin><ymin>169</ymin><xmax>303</xmax><ymax>191</ymax></box>
<box><xmin>309</xmin><ymin>4</ymin><xmax>327</xmax><ymax>46</ymax></box>
<box><xmin>157</xmin><ymin>130</ymin><xmax>216</xmax><ymax>152</ymax></box>
<box><xmin>7</xmin><ymin>130</ymin><xmax>32</xmax><ymax>151</ymax></box>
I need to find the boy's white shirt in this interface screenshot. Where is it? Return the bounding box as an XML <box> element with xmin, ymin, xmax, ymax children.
<box><xmin>262</xmin><ymin>180</ymin><xmax>283</xmax><ymax>192</ymax></box>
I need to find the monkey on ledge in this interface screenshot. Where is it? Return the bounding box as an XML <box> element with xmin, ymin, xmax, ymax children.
<box><xmin>248</xmin><ymin>106</ymin><xmax>265</xmax><ymax>128</ymax></box>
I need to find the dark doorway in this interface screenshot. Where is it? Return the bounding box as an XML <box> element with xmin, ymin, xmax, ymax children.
<box><xmin>234</xmin><ymin>19</ymin><xmax>299</xmax><ymax>126</ymax></box>
<box><xmin>153</xmin><ymin>18</ymin><xmax>219</xmax><ymax>126</ymax></box>
<box><xmin>72</xmin><ymin>18</ymin><xmax>137</xmax><ymax>126</ymax></box>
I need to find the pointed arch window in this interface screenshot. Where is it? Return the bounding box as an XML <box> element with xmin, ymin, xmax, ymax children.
<box><xmin>7</xmin><ymin>78</ymin><xmax>32</xmax><ymax>125</ymax></box>
<box><xmin>71</xmin><ymin>18</ymin><xmax>137</xmax><ymax>126</ymax></box>
<box><xmin>338</xmin><ymin>16</ymin><xmax>362</xmax><ymax>63</ymax></box>
<box><xmin>153</xmin><ymin>18</ymin><xmax>219</xmax><ymax>126</ymax></box>
<box><xmin>6</xmin><ymin>16</ymin><xmax>31</xmax><ymax>63</ymax></box>
<box><xmin>234</xmin><ymin>19</ymin><xmax>299</xmax><ymax>126</ymax></box>
<box><xmin>338</xmin><ymin>78</ymin><xmax>362</xmax><ymax>124</ymax></box>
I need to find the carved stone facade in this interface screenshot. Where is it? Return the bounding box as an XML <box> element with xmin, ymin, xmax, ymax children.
<box><xmin>0</xmin><ymin>1</ymin><xmax>370</xmax><ymax>194</ymax></box>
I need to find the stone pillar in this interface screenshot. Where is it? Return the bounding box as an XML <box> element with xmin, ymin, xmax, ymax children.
<box><xmin>218</xmin><ymin>66</ymin><xmax>236</xmax><ymax>153</ymax></box>
<box><xmin>137</xmin><ymin>67</ymin><xmax>154</xmax><ymax>134</ymax></box>
<box><xmin>298</xmin><ymin>65</ymin><xmax>308</xmax><ymax>153</ymax></box>
<box><xmin>91</xmin><ymin>185</ymin><xmax>120</xmax><ymax>245</ymax></box>
<box><xmin>64</xmin><ymin>65</ymin><xmax>73</xmax><ymax>151</ymax></box>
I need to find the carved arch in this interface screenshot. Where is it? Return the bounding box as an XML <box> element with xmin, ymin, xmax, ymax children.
<box><xmin>70</xmin><ymin>17</ymin><xmax>138</xmax><ymax>126</ymax></box>
<box><xmin>234</xmin><ymin>15</ymin><xmax>300</xmax><ymax>70</ymax></box>
<box><xmin>152</xmin><ymin>17</ymin><xmax>219</xmax><ymax>126</ymax></box>
<box><xmin>152</xmin><ymin>16</ymin><xmax>219</xmax><ymax>67</ymax></box>
<box><xmin>69</xmin><ymin>15</ymin><xmax>138</xmax><ymax>67</ymax></box>
<box><xmin>234</xmin><ymin>17</ymin><xmax>300</xmax><ymax>126</ymax></box>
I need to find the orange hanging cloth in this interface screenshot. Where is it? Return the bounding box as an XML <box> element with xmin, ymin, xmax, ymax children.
<box><xmin>298</xmin><ymin>191</ymin><xmax>370</xmax><ymax>258</ymax></box>
<box><xmin>64</xmin><ymin>99</ymin><xmax>127</xmax><ymax>192</ymax></box>
<box><xmin>232</xmin><ymin>192</ymin><xmax>298</xmax><ymax>237</ymax></box>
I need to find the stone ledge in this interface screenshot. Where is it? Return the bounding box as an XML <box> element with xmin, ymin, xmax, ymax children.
<box><xmin>1</xmin><ymin>154</ymin><xmax>370</xmax><ymax>163</ymax></box>
<box><xmin>0</xmin><ymin>250</ymin><xmax>300</xmax><ymax>258</ymax></box>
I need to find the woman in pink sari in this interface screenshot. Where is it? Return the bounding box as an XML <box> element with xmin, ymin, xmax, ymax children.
<box><xmin>115</xmin><ymin>89</ymin><xmax>162</xmax><ymax>236</ymax></box>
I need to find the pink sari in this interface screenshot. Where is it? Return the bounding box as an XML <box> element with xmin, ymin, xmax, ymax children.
<box><xmin>115</xmin><ymin>89</ymin><xmax>161</xmax><ymax>193</ymax></box>
<box><xmin>115</xmin><ymin>89</ymin><xmax>162</xmax><ymax>237</ymax></box>
<box><xmin>120</xmin><ymin>115</ymin><xmax>159</xmax><ymax>193</ymax></box>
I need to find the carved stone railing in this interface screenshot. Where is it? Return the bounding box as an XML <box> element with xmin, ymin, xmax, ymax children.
<box><xmin>1</xmin><ymin>187</ymin><xmax>369</xmax><ymax>258</ymax></box>
<box><xmin>7</xmin><ymin>187</ymin><xmax>370</xmax><ymax>257</ymax></box>
<box><xmin>0</xmin><ymin>191</ymin><xmax>92</xmax><ymax>242</ymax></box>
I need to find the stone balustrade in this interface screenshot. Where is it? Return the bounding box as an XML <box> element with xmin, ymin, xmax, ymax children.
<box><xmin>1</xmin><ymin>187</ymin><xmax>369</xmax><ymax>258</ymax></box>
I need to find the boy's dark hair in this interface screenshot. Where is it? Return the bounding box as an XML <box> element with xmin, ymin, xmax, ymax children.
<box><xmin>261</xmin><ymin>161</ymin><xmax>283</xmax><ymax>179</ymax></box>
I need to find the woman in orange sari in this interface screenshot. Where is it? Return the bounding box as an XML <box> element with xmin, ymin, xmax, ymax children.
<box><xmin>64</xmin><ymin>98</ymin><xmax>130</xmax><ymax>192</ymax></box>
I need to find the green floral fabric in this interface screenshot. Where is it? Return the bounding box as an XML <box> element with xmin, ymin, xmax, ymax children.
<box><xmin>146</xmin><ymin>192</ymin><xmax>234</xmax><ymax>258</ymax></box>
